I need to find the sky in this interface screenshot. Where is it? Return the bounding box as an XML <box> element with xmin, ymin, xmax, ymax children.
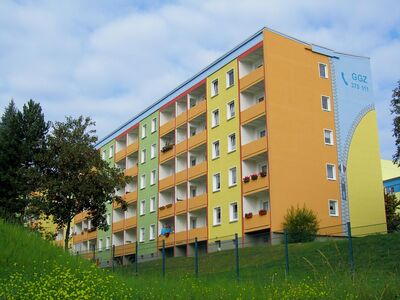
<box><xmin>0</xmin><ymin>0</ymin><xmax>399</xmax><ymax>159</ymax></box>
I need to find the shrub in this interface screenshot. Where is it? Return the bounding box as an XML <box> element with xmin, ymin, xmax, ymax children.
<box><xmin>282</xmin><ymin>205</ymin><xmax>319</xmax><ymax>243</ymax></box>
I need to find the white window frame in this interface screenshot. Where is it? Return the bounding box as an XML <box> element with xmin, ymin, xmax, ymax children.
<box><xmin>328</xmin><ymin>199</ymin><xmax>339</xmax><ymax>217</ymax></box>
<box><xmin>150</xmin><ymin>196</ymin><xmax>156</xmax><ymax>213</ymax></box>
<box><xmin>321</xmin><ymin>95</ymin><xmax>331</xmax><ymax>112</ymax></box>
<box><xmin>228</xmin><ymin>133</ymin><xmax>236</xmax><ymax>153</ymax></box>
<box><xmin>150</xmin><ymin>170</ymin><xmax>156</xmax><ymax>185</ymax></box>
<box><xmin>318</xmin><ymin>62</ymin><xmax>328</xmax><ymax>79</ymax></box>
<box><xmin>211</xmin><ymin>79</ymin><xmax>219</xmax><ymax>97</ymax></box>
<box><xmin>98</xmin><ymin>239</ymin><xmax>103</xmax><ymax>251</ymax></box>
<box><xmin>151</xmin><ymin>144</ymin><xmax>156</xmax><ymax>159</ymax></box>
<box><xmin>229</xmin><ymin>202</ymin><xmax>238</xmax><ymax>222</ymax></box>
<box><xmin>227</xmin><ymin>100</ymin><xmax>235</xmax><ymax>120</ymax></box>
<box><xmin>139</xmin><ymin>227</ymin><xmax>145</xmax><ymax>242</ymax></box>
<box><xmin>229</xmin><ymin>167</ymin><xmax>237</xmax><ymax>187</ymax></box>
<box><xmin>226</xmin><ymin>69</ymin><xmax>234</xmax><ymax>88</ymax></box>
<box><xmin>323</xmin><ymin>129</ymin><xmax>334</xmax><ymax>145</ymax></box>
<box><xmin>106</xmin><ymin>214</ymin><xmax>111</xmax><ymax>226</ymax></box>
<box><xmin>140</xmin><ymin>200</ymin><xmax>146</xmax><ymax>215</ymax></box>
<box><xmin>149</xmin><ymin>224</ymin><xmax>156</xmax><ymax>241</ymax></box>
<box><xmin>109</xmin><ymin>145</ymin><xmax>114</xmax><ymax>158</ymax></box>
<box><xmin>151</xmin><ymin>118</ymin><xmax>157</xmax><ymax>133</ymax></box>
<box><xmin>212</xmin><ymin>141</ymin><xmax>220</xmax><ymax>159</ymax></box>
<box><xmin>212</xmin><ymin>109</ymin><xmax>220</xmax><ymax>128</ymax></box>
<box><xmin>213</xmin><ymin>173</ymin><xmax>221</xmax><ymax>192</ymax></box>
<box><xmin>213</xmin><ymin>207</ymin><xmax>221</xmax><ymax>226</ymax></box>
<box><xmin>141</xmin><ymin>124</ymin><xmax>147</xmax><ymax>139</ymax></box>
<box><xmin>106</xmin><ymin>237</ymin><xmax>110</xmax><ymax>250</ymax></box>
<box><xmin>102</xmin><ymin>150</ymin><xmax>106</xmax><ymax>160</ymax></box>
<box><xmin>141</xmin><ymin>149</ymin><xmax>146</xmax><ymax>164</ymax></box>
<box><xmin>326</xmin><ymin>164</ymin><xmax>336</xmax><ymax>180</ymax></box>
<box><xmin>140</xmin><ymin>174</ymin><xmax>146</xmax><ymax>189</ymax></box>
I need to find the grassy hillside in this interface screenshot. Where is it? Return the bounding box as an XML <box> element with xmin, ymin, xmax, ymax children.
<box><xmin>1</xmin><ymin>219</ymin><xmax>400</xmax><ymax>299</ymax></box>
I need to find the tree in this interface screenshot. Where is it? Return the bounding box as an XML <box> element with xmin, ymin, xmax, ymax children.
<box><xmin>384</xmin><ymin>193</ymin><xmax>400</xmax><ymax>233</ymax></box>
<box><xmin>0</xmin><ymin>100</ymin><xmax>48</xmax><ymax>217</ymax></box>
<box><xmin>391</xmin><ymin>80</ymin><xmax>400</xmax><ymax>165</ymax></box>
<box><xmin>282</xmin><ymin>205</ymin><xmax>319</xmax><ymax>243</ymax></box>
<box><xmin>39</xmin><ymin>116</ymin><xmax>129</xmax><ymax>250</ymax></box>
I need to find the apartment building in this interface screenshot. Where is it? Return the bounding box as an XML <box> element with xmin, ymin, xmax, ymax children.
<box><xmin>72</xmin><ymin>27</ymin><xmax>386</xmax><ymax>260</ymax></box>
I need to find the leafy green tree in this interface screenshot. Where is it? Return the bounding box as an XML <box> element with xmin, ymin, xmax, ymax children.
<box><xmin>384</xmin><ymin>193</ymin><xmax>400</xmax><ymax>233</ymax></box>
<box><xmin>282</xmin><ymin>205</ymin><xmax>319</xmax><ymax>243</ymax></box>
<box><xmin>38</xmin><ymin>116</ymin><xmax>129</xmax><ymax>250</ymax></box>
<box><xmin>0</xmin><ymin>100</ymin><xmax>49</xmax><ymax>217</ymax></box>
<box><xmin>391</xmin><ymin>80</ymin><xmax>400</xmax><ymax>165</ymax></box>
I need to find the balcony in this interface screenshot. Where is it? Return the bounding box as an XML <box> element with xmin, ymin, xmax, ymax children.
<box><xmin>188</xmin><ymin>161</ymin><xmax>207</xmax><ymax>180</ymax></box>
<box><xmin>243</xmin><ymin>212</ymin><xmax>270</xmax><ymax>233</ymax></box>
<box><xmin>74</xmin><ymin>212</ymin><xmax>88</xmax><ymax>223</ymax></box>
<box><xmin>188</xmin><ymin>100</ymin><xmax>206</xmax><ymax>121</ymax></box>
<box><xmin>73</xmin><ymin>229</ymin><xmax>97</xmax><ymax>243</ymax></box>
<box><xmin>158</xmin><ymin>203</ymin><xmax>174</xmax><ymax>219</ymax></box>
<box><xmin>160</xmin><ymin>146</ymin><xmax>175</xmax><ymax>163</ymax></box>
<box><xmin>126</xmin><ymin>141</ymin><xmax>139</xmax><ymax>155</ymax></box>
<box><xmin>241</xmin><ymin>101</ymin><xmax>266</xmax><ymax>125</ymax></box>
<box><xmin>124</xmin><ymin>165</ymin><xmax>138</xmax><ymax>177</ymax></box>
<box><xmin>114</xmin><ymin>243</ymin><xmax>136</xmax><ymax>257</ymax></box>
<box><xmin>115</xmin><ymin>149</ymin><xmax>127</xmax><ymax>162</ymax></box>
<box><xmin>243</xmin><ymin>175</ymin><xmax>269</xmax><ymax>195</ymax></box>
<box><xmin>240</xmin><ymin>65</ymin><xmax>264</xmax><ymax>92</ymax></box>
<box><xmin>160</xmin><ymin>119</ymin><xmax>175</xmax><ymax>137</ymax></box>
<box><xmin>175</xmin><ymin>170</ymin><xmax>187</xmax><ymax>185</ymax></box>
<box><xmin>158</xmin><ymin>233</ymin><xmax>174</xmax><ymax>248</ymax></box>
<box><xmin>176</xmin><ymin>111</ymin><xmax>187</xmax><ymax>127</ymax></box>
<box><xmin>188</xmin><ymin>227</ymin><xmax>207</xmax><ymax>242</ymax></box>
<box><xmin>176</xmin><ymin>141</ymin><xmax>187</xmax><ymax>156</ymax></box>
<box><xmin>125</xmin><ymin>216</ymin><xmax>137</xmax><ymax>229</ymax></box>
<box><xmin>175</xmin><ymin>200</ymin><xmax>187</xmax><ymax>215</ymax></box>
<box><xmin>175</xmin><ymin>231</ymin><xmax>187</xmax><ymax>245</ymax></box>
<box><xmin>188</xmin><ymin>194</ymin><xmax>207</xmax><ymax>211</ymax></box>
<box><xmin>242</xmin><ymin>137</ymin><xmax>268</xmax><ymax>160</ymax></box>
<box><xmin>112</xmin><ymin>220</ymin><xmax>124</xmax><ymax>233</ymax></box>
<box><xmin>188</xmin><ymin>131</ymin><xmax>206</xmax><ymax>150</ymax></box>
<box><xmin>159</xmin><ymin>175</ymin><xmax>174</xmax><ymax>191</ymax></box>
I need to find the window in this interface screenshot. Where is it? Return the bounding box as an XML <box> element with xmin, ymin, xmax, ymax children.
<box><xmin>319</xmin><ymin>63</ymin><xmax>328</xmax><ymax>78</ymax></box>
<box><xmin>324</xmin><ymin>129</ymin><xmax>334</xmax><ymax>145</ymax></box>
<box><xmin>106</xmin><ymin>214</ymin><xmax>111</xmax><ymax>226</ymax></box>
<box><xmin>141</xmin><ymin>149</ymin><xmax>146</xmax><ymax>164</ymax></box>
<box><xmin>213</xmin><ymin>173</ymin><xmax>221</xmax><ymax>192</ymax></box>
<box><xmin>190</xmin><ymin>217</ymin><xmax>197</xmax><ymax>229</ymax></box>
<box><xmin>150</xmin><ymin>197</ymin><xmax>156</xmax><ymax>212</ymax></box>
<box><xmin>329</xmin><ymin>200</ymin><xmax>339</xmax><ymax>216</ymax></box>
<box><xmin>149</xmin><ymin>224</ymin><xmax>155</xmax><ymax>240</ymax></box>
<box><xmin>213</xmin><ymin>207</ymin><xmax>221</xmax><ymax>225</ymax></box>
<box><xmin>230</xmin><ymin>203</ymin><xmax>238</xmax><ymax>222</ymax></box>
<box><xmin>109</xmin><ymin>145</ymin><xmax>114</xmax><ymax>158</ymax></box>
<box><xmin>151</xmin><ymin>144</ymin><xmax>156</xmax><ymax>159</ymax></box>
<box><xmin>212</xmin><ymin>141</ymin><xmax>220</xmax><ymax>159</ymax></box>
<box><xmin>212</xmin><ymin>109</ymin><xmax>220</xmax><ymax>127</ymax></box>
<box><xmin>229</xmin><ymin>167</ymin><xmax>237</xmax><ymax>187</ymax></box>
<box><xmin>98</xmin><ymin>239</ymin><xmax>103</xmax><ymax>251</ymax></box>
<box><xmin>140</xmin><ymin>174</ymin><xmax>146</xmax><ymax>189</ymax></box>
<box><xmin>259</xmin><ymin>129</ymin><xmax>266</xmax><ymax>138</ymax></box>
<box><xmin>190</xmin><ymin>186</ymin><xmax>197</xmax><ymax>198</ymax></box>
<box><xmin>102</xmin><ymin>150</ymin><xmax>106</xmax><ymax>160</ymax></box>
<box><xmin>139</xmin><ymin>228</ymin><xmax>145</xmax><ymax>242</ymax></box>
<box><xmin>321</xmin><ymin>95</ymin><xmax>331</xmax><ymax>111</ymax></box>
<box><xmin>150</xmin><ymin>170</ymin><xmax>156</xmax><ymax>185</ymax></box>
<box><xmin>211</xmin><ymin>79</ymin><xmax>219</xmax><ymax>96</ymax></box>
<box><xmin>228</xmin><ymin>133</ymin><xmax>236</xmax><ymax>152</ymax></box>
<box><xmin>227</xmin><ymin>101</ymin><xmax>235</xmax><ymax>119</ymax></box>
<box><xmin>190</xmin><ymin>156</ymin><xmax>196</xmax><ymax>167</ymax></box>
<box><xmin>262</xmin><ymin>200</ymin><xmax>269</xmax><ymax>211</ymax></box>
<box><xmin>141</xmin><ymin>124</ymin><xmax>147</xmax><ymax>139</ymax></box>
<box><xmin>140</xmin><ymin>200</ymin><xmax>146</xmax><ymax>215</ymax></box>
<box><xmin>226</xmin><ymin>69</ymin><xmax>234</xmax><ymax>88</ymax></box>
<box><xmin>326</xmin><ymin>164</ymin><xmax>336</xmax><ymax>180</ymax></box>
<box><xmin>151</xmin><ymin>118</ymin><xmax>157</xmax><ymax>133</ymax></box>
<box><xmin>106</xmin><ymin>237</ymin><xmax>110</xmax><ymax>250</ymax></box>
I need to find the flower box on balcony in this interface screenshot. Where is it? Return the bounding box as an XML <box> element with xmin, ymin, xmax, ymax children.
<box><xmin>259</xmin><ymin>209</ymin><xmax>267</xmax><ymax>216</ymax></box>
<box><xmin>259</xmin><ymin>171</ymin><xmax>267</xmax><ymax>178</ymax></box>
<box><xmin>166</xmin><ymin>203</ymin><xmax>173</xmax><ymax>208</ymax></box>
<box><xmin>243</xmin><ymin>176</ymin><xmax>250</xmax><ymax>183</ymax></box>
<box><xmin>251</xmin><ymin>174</ymin><xmax>258</xmax><ymax>180</ymax></box>
<box><xmin>161</xmin><ymin>144</ymin><xmax>174</xmax><ymax>153</ymax></box>
<box><xmin>245</xmin><ymin>213</ymin><xmax>253</xmax><ymax>219</ymax></box>
<box><xmin>88</xmin><ymin>228</ymin><xmax>96</xmax><ymax>232</ymax></box>
<box><xmin>159</xmin><ymin>206</ymin><xmax>165</xmax><ymax>210</ymax></box>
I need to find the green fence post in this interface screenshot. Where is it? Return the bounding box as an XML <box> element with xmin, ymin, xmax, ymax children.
<box><xmin>347</xmin><ymin>222</ymin><xmax>355</xmax><ymax>280</ymax></box>
<box><xmin>135</xmin><ymin>241</ymin><xmax>138</xmax><ymax>276</ymax></box>
<box><xmin>284</xmin><ymin>229</ymin><xmax>289</xmax><ymax>277</ymax></box>
<box><xmin>194</xmin><ymin>237</ymin><xmax>199</xmax><ymax>278</ymax></box>
<box><xmin>112</xmin><ymin>245</ymin><xmax>115</xmax><ymax>272</ymax></box>
<box><xmin>235</xmin><ymin>233</ymin><xmax>240</xmax><ymax>282</ymax></box>
<box><xmin>162</xmin><ymin>240</ymin><xmax>166</xmax><ymax>278</ymax></box>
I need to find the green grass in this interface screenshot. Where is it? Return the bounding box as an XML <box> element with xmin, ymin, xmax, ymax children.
<box><xmin>1</xmin><ymin>219</ymin><xmax>400</xmax><ymax>299</ymax></box>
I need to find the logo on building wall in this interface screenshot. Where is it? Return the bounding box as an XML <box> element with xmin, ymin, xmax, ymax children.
<box><xmin>341</xmin><ymin>72</ymin><xmax>369</xmax><ymax>92</ymax></box>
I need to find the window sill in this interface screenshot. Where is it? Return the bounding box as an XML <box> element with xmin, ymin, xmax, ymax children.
<box><xmin>211</xmin><ymin>93</ymin><xmax>219</xmax><ymax>98</ymax></box>
<box><xmin>329</xmin><ymin>214</ymin><xmax>339</xmax><ymax>217</ymax></box>
<box><xmin>228</xmin><ymin>149</ymin><xmax>236</xmax><ymax>154</ymax></box>
<box><xmin>211</xmin><ymin>124</ymin><xmax>220</xmax><ymax>129</ymax></box>
<box><xmin>327</xmin><ymin>178</ymin><xmax>336</xmax><ymax>181</ymax></box>
<box><xmin>213</xmin><ymin>223</ymin><xmax>221</xmax><ymax>227</ymax></box>
<box><xmin>227</xmin><ymin>116</ymin><xmax>235</xmax><ymax>121</ymax></box>
<box><xmin>212</xmin><ymin>156</ymin><xmax>220</xmax><ymax>161</ymax></box>
<box><xmin>226</xmin><ymin>84</ymin><xmax>234</xmax><ymax>90</ymax></box>
<box><xmin>228</xmin><ymin>184</ymin><xmax>237</xmax><ymax>188</ymax></box>
<box><xmin>213</xmin><ymin>189</ymin><xmax>221</xmax><ymax>193</ymax></box>
<box><xmin>229</xmin><ymin>219</ymin><xmax>238</xmax><ymax>223</ymax></box>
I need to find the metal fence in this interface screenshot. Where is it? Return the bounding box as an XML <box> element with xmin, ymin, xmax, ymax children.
<box><xmin>74</xmin><ymin>222</ymin><xmax>391</xmax><ymax>281</ymax></box>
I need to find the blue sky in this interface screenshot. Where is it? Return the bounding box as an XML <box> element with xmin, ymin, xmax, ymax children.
<box><xmin>0</xmin><ymin>0</ymin><xmax>399</xmax><ymax>159</ymax></box>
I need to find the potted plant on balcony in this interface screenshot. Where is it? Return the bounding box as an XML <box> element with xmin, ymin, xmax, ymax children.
<box><xmin>259</xmin><ymin>171</ymin><xmax>267</xmax><ymax>178</ymax></box>
<box><xmin>251</xmin><ymin>173</ymin><xmax>258</xmax><ymax>180</ymax></box>
<box><xmin>259</xmin><ymin>209</ymin><xmax>267</xmax><ymax>216</ymax></box>
<box><xmin>166</xmin><ymin>203</ymin><xmax>173</xmax><ymax>208</ymax></box>
<box><xmin>243</xmin><ymin>176</ymin><xmax>250</xmax><ymax>183</ymax></box>
<box><xmin>159</xmin><ymin>206</ymin><xmax>165</xmax><ymax>210</ymax></box>
<box><xmin>245</xmin><ymin>212</ymin><xmax>253</xmax><ymax>219</ymax></box>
